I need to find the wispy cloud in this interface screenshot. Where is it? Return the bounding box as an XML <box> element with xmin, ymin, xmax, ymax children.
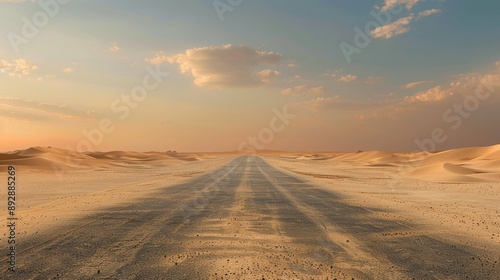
<box><xmin>403</xmin><ymin>74</ymin><xmax>498</xmax><ymax>104</ymax></box>
<box><xmin>291</xmin><ymin>62</ymin><xmax>500</xmax><ymax>119</ymax></box>
<box><xmin>0</xmin><ymin>97</ymin><xmax>96</xmax><ymax>122</ymax></box>
<box><xmin>63</xmin><ymin>67</ymin><xmax>75</xmax><ymax>73</ymax></box>
<box><xmin>109</xmin><ymin>42</ymin><xmax>121</xmax><ymax>53</ymax></box>
<box><xmin>365</xmin><ymin>76</ymin><xmax>383</xmax><ymax>84</ymax></box>
<box><xmin>0</xmin><ymin>59</ymin><xmax>38</xmax><ymax>77</ymax></box>
<box><xmin>417</xmin><ymin>9</ymin><xmax>441</xmax><ymax>19</ymax></box>
<box><xmin>328</xmin><ymin>70</ymin><xmax>358</xmax><ymax>82</ymax></box>
<box><xmin>402</xmin><ymin>80</ymin><xmax>433</xmax><ymax>89</ymax></box>
<box><xmin>372</xmin><ymin>0</ymin><xmax>442</xmax><ymax>41</ymax></box>
<box><xmin>404</xmin><ymin>85</ymin><xmax>452</xmax><ymax>102</ymax></box>
<box><xmin>257</xmin><ymin>69</ymin><xmax>280</xmax><ymax>84</ymax></box>
<box><xmin>378</xmin><ymin>0</ymin><xmax>422</xmax><ymax>12</ymax></box>
<box><xmin>371</xmin><ymin>15</ymin><xmax>414</xmax><ymax>39</ymax></box>
<box><xmin>289</xmin><ymin>96</ymin><xmax>343</xmax><ymax>112</ymax></box>
<box><xmin>280</xmin><ymin>85</ymin><xmax>327</xmax><ymax>96</ymax></box>
<box><xmin>146</xmin><ymin>44</ymin><xmax>282</xmax><ymax>88</ymax></box>
<box><xmin>337</xmin><ymin>74</ymin><xmax>358</xmax><ymax>83</ymax></box>
<box><xmin>288</xmin><ymin>96</ymin><xmax>374</xmax><ymax>113</ymax></box>
<box><xmin>371</xmin><ymin>8</ymin><xmax>440</xmax><ymax>39</ymax></box>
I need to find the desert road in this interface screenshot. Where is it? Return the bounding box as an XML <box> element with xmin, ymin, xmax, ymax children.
<box><xmin>8</xmin><ymin>156</ymin><xmax>499</xmax><ymax>279</ymax></box>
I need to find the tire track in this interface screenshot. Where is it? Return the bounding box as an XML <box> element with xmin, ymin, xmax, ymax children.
<box><xmin>9</xmin><ymin>158</ymin><xmax>245</xmax><ymax>279</ymax></box>
<box><xmin>254</xmin><ymin>158</ymin><xmax>401</xmax><ymax>279</ymax></box>
<box><xmin>255</xmin><ymin>156</ymin><xmax>500</xmax><ymax>279</ymax></box>
<box><xmin>6</xmin><ymin>156</ymin><xmax>499</xmax><ymax>279</ymax></box>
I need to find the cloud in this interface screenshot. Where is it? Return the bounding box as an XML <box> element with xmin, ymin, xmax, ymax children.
<box><xmin>378</xmin><ymin>0</ymin><xmax>422</xmax><ymax>12</ymax></box>
<box><xmin>402</xmin><ymin>80</ymin><xmax>433</xmax><ymax>89</ymax></box>
<box><xmin>289</xmin><ymin>96</ymin><xmax>342</xmax><ymax>112</ymax></box>
<box><xmin>281</xmin><ymin>85</ymin><xmax>327</xmax><ymax>96</ymax></box>
<box><xmin>372</xmin><ymin>6</ymin><xmax>441</xmax><ymax>39</ymax></box>
<box><xmin>404</xmin><ymin>86</ymin><xmax>452</xmax><ymax>102</ymax></box>
<box><xmin>63</xmin><ymin>67</ymin><xmax>74</xmax><ymax>73</ymax></box>
<box><xmin>109</xmin><ymin>43</ymin><xmax>121</xmax><ymax>52</ymax></box>
<box><xmin>417</xmin><ymin>9</ymin><xmax>441</xmax><ymax>19</ymax></box>
<box><xmin>337</xmin><ymin>74</ymin><xmax>358</xmax><ymax>82</ymax></box>
<box><xmin>371</xmin><ymin>15</ymin><xmax>414</xmax><ymax>39</ymax></box>
<box><xmin>289</xmin><ymin>96</ymin><xmax>375</xmax><ymax>113</ymax></box>
<box><xmin>329</xmin><ymin>70</ymin><xmax>358</xmax><ymax>82</ymax></box>
<box><xmin>291</xmin><ymin>62</ymin><xmax>500</xmax><ymax>119</ymax></box>
<box><xmin>145</xmin><ymin>53</ymin><xmax>169</xmax><ymax>65</ymax></box>
<box><xmin>0</xmin><ymin>97</ymin><xmax>96</xmax><ymax>122</ymax></box>
<box><xmin>0</xmin><ymin>59</ymin><xmax>38</xmax><ymax>78</ymax></box>
<box><xmin>365</xmin><ymin>76</ymin><xmax>383</xmax><ymax>84</ymax></box>
<box><xmin>146</xmin><ymin>44</ymin><xmax>282</xmax><ymax>88</ymax></box>
<box><xmin>257</xmin><ymin>69</ymin><xmax>280</xmax><ymax>84</ymax></box>
<box><xmin>405</xmin><ymin>73</ymin><xmax>500</xmax><ymax>104</ymax></box>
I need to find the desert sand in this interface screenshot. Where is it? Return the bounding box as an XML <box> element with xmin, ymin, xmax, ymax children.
<box><xmin>0</xmin><ymin>145</ymin><xmax>499</xmax><ymax>279</ymax></box>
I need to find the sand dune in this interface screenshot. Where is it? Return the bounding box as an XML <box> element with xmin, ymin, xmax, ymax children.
<box><xmin>1</xmin><ymin>147</ymin><xmax>101</xmax><ymax>171</ymax></box>
<box><xmin>418</xmin><ymin>145</ymin><xmax>500</xmax><ymax>165</ymax></box>
<box><xmin>408</xmin><ymin>145</ymin><xmax>500</xmax><ymax>182</ymax></box>
<box><xmin>409</xmin><ymin>163</ymin><xmax>489</xmax><ymax>183</ymax></box>
<box><xmin>0</xmin><ymin>146</ymin><xmax>202</xmax><ymax>172</ymax></box>
<box><xmin>3</xmin><ymin>145</ymin><xmax>499</xmax><ymax>182</ymax></box>
<box><xmin>283</xmin><ymin>150</ymin><xmax>414</xmax><ymax>166</ymax></box>
<box><xmin>270</xmin><ymin>145</ymin><xmax>500</xmax><ymax>183</ymax></box>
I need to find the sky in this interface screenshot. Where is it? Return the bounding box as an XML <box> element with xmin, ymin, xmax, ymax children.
<box><xmin>1</xmin><ymin>0</ymin><xmax>499</xmax><ymax>152</ymax></box>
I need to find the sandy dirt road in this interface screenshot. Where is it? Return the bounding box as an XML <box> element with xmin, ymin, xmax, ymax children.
<box><xmin>7</xmin><ymin>156</ymin><xmax>499</xmax><ymax>279</ymax></box>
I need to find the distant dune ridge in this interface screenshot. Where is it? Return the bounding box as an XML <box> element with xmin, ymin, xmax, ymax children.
<box><xmin>272</xmin><ymin>144</ymin><xmax>500</xmax><ymax>183</ymax></box>
<box><xmin>0</xmin><ymin>146</ymin><xmax>202</xmax><ymax>172</ymax></box>
<box><xmin>1</xmin><ymin>144</ymin><xmax>499</xmax><ymax>183</ymax></box>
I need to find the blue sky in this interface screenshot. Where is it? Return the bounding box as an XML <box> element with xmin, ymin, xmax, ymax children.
<box><xmin>1</xmin><ymin>0</ymin><xmax>499</xmax><ymax>152</ymax></box>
